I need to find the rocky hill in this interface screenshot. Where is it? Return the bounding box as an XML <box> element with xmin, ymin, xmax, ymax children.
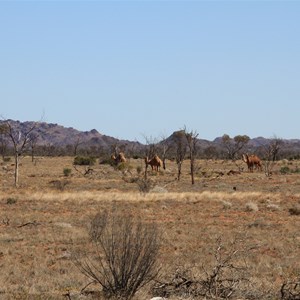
<box><xmin>0</xmin><ymin>120</ymin><xmax>144</xmax><ymax>153</ymax></box>
<box><xmin>1</xmin><ymin>120</ymin><xmax>300</xmax><ymax>158</ymax></box>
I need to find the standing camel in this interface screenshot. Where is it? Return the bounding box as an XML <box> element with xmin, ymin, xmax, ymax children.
<box><xmin>242</xmin><ymin>154</ymin><xmax>262</xmax><ymax>172</ymax></box>
<box><xmin>145</xmin><ymin>155</ymin><xmax>162</xmax><ymax>172</ymax></box>
<box><xmin>111</xmin><ymin>152</ymin><xmax>127</xmax><ymax>165</ymax></box>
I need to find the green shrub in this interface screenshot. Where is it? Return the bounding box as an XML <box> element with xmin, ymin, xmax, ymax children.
<box><xmin>280</xmin><ymin>166</ymin><xmax>300</xmax><ymax>174</ymax></box>
<box><xmin>7</xmin><ymin>197</ymin><xmax>17</xmax><ymax>205</ymax></box>
<box><xmin>73</xmin><ymin>156</ymin><xmax>96</xmax><ymax>166</ymax></box>
<box><xmin>116</xmin><ymin>162</ymin><xmax>127</xmax><ymax>171</ymax></box>
<box><xmin>280</xmin><ymin>166</ymin><xmax>290</xmax><ymax>174</ymax></box>
<box><xmin>63</xmin><ymin>168</ymin><xmax>72</xmax><ymax>177</ymax></box>
<box><xmin>99</xmin><ymin>158</ymin><xmax>113</xmax><ymax>165</ymax></box>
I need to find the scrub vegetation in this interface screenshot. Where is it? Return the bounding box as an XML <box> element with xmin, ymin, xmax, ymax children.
<box><xmin>1</xmin><ymin>156</ymin><xmax>300</xmax><ymax>299</ymax></box>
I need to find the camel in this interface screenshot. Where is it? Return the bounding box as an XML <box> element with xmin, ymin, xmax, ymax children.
<box><xmin>111</xmin><ymin>152</ymin><xmax>127</xmax><ymax>164</ymax></box>
<box><xmin>242</xmin><ymin>154</ymin><xmax>262</xmax><ymax>172</ymax></box>
<box><xmin>145</xmin><ymin>155</ymin><xmax>162</xmax><ymax>171</ymax></box>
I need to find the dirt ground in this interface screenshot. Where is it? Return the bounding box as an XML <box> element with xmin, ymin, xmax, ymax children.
<box><xmin>1</xmin><ymin>156</ymin><xmax>300</xmax><ymax>299</ymax></box>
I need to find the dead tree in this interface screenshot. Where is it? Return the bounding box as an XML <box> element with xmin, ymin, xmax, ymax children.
<box><xmin>269</xmin><ymin>136</ymin><xmax>284</xmax><ymax>162</ymax></box>
<box><xmin>2</xmin><ymin>120</ymin><xmax>38</xmax><ymax>187</ymax></box>
<box><xmin>184</xmin><ymin>127</ymin><xmax>199</xmax><ymax>185</ymax></box>
<box><xmin>174</xmin><ymin>130</ymin><xmax>186</xmax><ymax>181</ymax></box>
<box><xmin>74</xmin><ymin>136</ymin><xmax>84</xmax><ymax>156</ymax></box>
<box><xmin>158</xmin><ymin>134</ymin><xmax>172</xmax><ymax>170</ymax></box>
<box><xmin>29</xmin><ymin>133</ymin><xmax>39</xmax><ymax>162</ymax></box>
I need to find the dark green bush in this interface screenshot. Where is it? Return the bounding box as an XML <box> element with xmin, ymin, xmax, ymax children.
<box><xmin>63</xmin><ymin>168</ymin><xmax>72</xmax><ymax>177</ymax></box>
<box><xmin>280</xmin><ymin>166</ymin><xmax>300</xmax><ymax>175</ymax></box>
<box><xmin>7</xmin><ymin>197</ymin><xmax>17</xmax><ymax>205</ymax></box>
<box><xmin>99</xmin><ymin>157</ymin><xmax>113</xmax><ymax>165</ymax></box>
<box><xmin>73</xmin><ymin>156</ymin><xmax>96</xmax><ymax>166</ymax></box>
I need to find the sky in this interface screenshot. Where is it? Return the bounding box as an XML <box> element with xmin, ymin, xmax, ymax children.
<box><xmin>1</xmin><ymin>1</ymin><xmax>300</xmax><ymax>143</ymax></box>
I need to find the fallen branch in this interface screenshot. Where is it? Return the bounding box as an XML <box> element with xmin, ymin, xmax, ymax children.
<box><xmin>73</xmin><ymin>164</ymin><xmax>94</xmax><ymax>176</ymax></box>
<box><xmin>17</xmin><ymin>220</ymin><xmax>41</xmax><ymax>228</ymax></box>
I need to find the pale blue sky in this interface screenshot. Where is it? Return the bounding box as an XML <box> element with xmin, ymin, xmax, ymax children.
<box><xmin>1</xmin><ymin>1</ymin><xmax>299</xmax><ymax>142</ymax></box>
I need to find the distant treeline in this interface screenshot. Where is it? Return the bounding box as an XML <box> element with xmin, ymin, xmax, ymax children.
<box><xmin>1</xmin><ymin>140</ymin><xmax>300</xmax><ymax>161</ymax></box>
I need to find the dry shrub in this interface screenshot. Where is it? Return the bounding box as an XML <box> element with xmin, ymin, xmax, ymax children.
<box><xmin>266</xmin><ymin>203</ymin><xmax>281</xmax><ymax>211</ymax></box>
<box><xmin>136</xmin><ymin>178</ymin><xmax>154</xmax><ymax>194</ymax></box>
<box><xmin>245</xmin><ymin>202</ymin><xmax>259</xmax><ymax>212</ymax></box>
<box><xmin>281</xmin><ymin>278</ymin><xmax>300</xmax><ymax>299</ymax></box>
<box><xmin>49</xmin><ymin>179</ymin><xmax>70</xmax><ymax>191</ymax></box>
<box><xmin>220</xmin><ymin>200</ymin><xmax>232</xmax><ymax>210</ymax></box>
<box><xmin>152</xmin><ymin>236</ymin><xmax>253</xmax><ymax>299</ymax></box>
<box><xmin>150</xmin><ymin>186</ymin><xmax>168</xmax><ymax>194</ymax></box>
<box><xmin>74</xmin><ymin>209</ymin><xmax>161</xmax><ymax>300</ymax></box>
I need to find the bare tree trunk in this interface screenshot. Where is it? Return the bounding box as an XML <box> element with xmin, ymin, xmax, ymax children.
<box><xmin>31</xmin><ymin>147</ymin><xmax>35</xmax><ymax>162</ymax></box>
<box><xmin>177</xmin><ymin>161</ymin><xmax>182</xmax><ymax>181</ymax></box>
<box><xmin>144</xmin><ymin>164</ymin><xmax>148</xmax><ymax>180</ymax></box>
<box><xmin>162</xmin><ymin>159</ymin><xmax>166</xmax><ymax>170</ymax></box>
<box><xmin>184</xmin><ymin>127</ymin><xmax>198</xmax><ymax>185</ymax></box>
<box><xmin>191</xmin><ymin>159</ymin><xmax>195</xmax><ymax>185</ymax></box>
<box><xmin>14</xmin><ymin>152</ymin><xmax>19</xmax><ymax>187</ymax></box>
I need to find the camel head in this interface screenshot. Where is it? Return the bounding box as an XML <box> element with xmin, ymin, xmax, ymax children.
<box><xmin>242</xmin><ymin>154</ymin><xmax>249</xmax><ymax>163</ymax></box>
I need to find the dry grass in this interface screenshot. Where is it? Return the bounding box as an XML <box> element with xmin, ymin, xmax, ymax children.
<box><xmin>1</xmin><ymin>156</ymin><xmax>300</xmax><ymax>299</ymax></box>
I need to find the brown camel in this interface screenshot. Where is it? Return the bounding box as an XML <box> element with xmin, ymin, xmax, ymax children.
<box><xmin>145</xmin><ymin>155</ymin><xmax>162</xmax><ymax>171</ymax></box>
<box><xmin>242</xmin><ymin>154</ymin><xmax>262</xmax><ymax>172</ymax></box>
<box><xmin>111</xmin><ymin>152</ymin><xmax>127</xmax><ymax>164</ymax></box>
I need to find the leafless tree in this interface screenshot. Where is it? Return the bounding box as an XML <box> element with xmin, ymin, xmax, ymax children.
<box><xmin>184</xmin><ymin>127</ymin><xmax>199</xmax><ymax>185</ymax></box>
<box><xmin>29</xmin><ymin>133</ymin><xmax>39</xmax><ymax>162</ymax></box>
<box><xmin>158</xmin><ymin>134</ymin><xmax>172</xmax><ymax>170</ymax></box>
<box><xmin>143</xmin><ymin>135</ymin><xmax>159</xmax><ymax>158</ymax></box>
<box><xmin>1</xmin><ymin>119</ymin><xmax>38</xmax><ymax>187</ymax></box>
<box><xmin>261</xmin><ymin>137</ymin><xmax>284</xmax><ymax>177</ymax></box>
<box><xmin>74</xmin><ymin>136</ymin><xmax>84</xmax><ymax>156</ymax></box>
<box><xmin>268</xmin><ymin>136</ymin><xmax>284</xmax><ymax>162</ymax></box>
<box><xmin>74</xmin><ymin>210</ymin><xmax>161</xmax><ymax>300</ymax></box>
<box><xmin>174</xmin><ymin>130</ymin><xmax>187</xmax><ymax>181</ymax></box>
